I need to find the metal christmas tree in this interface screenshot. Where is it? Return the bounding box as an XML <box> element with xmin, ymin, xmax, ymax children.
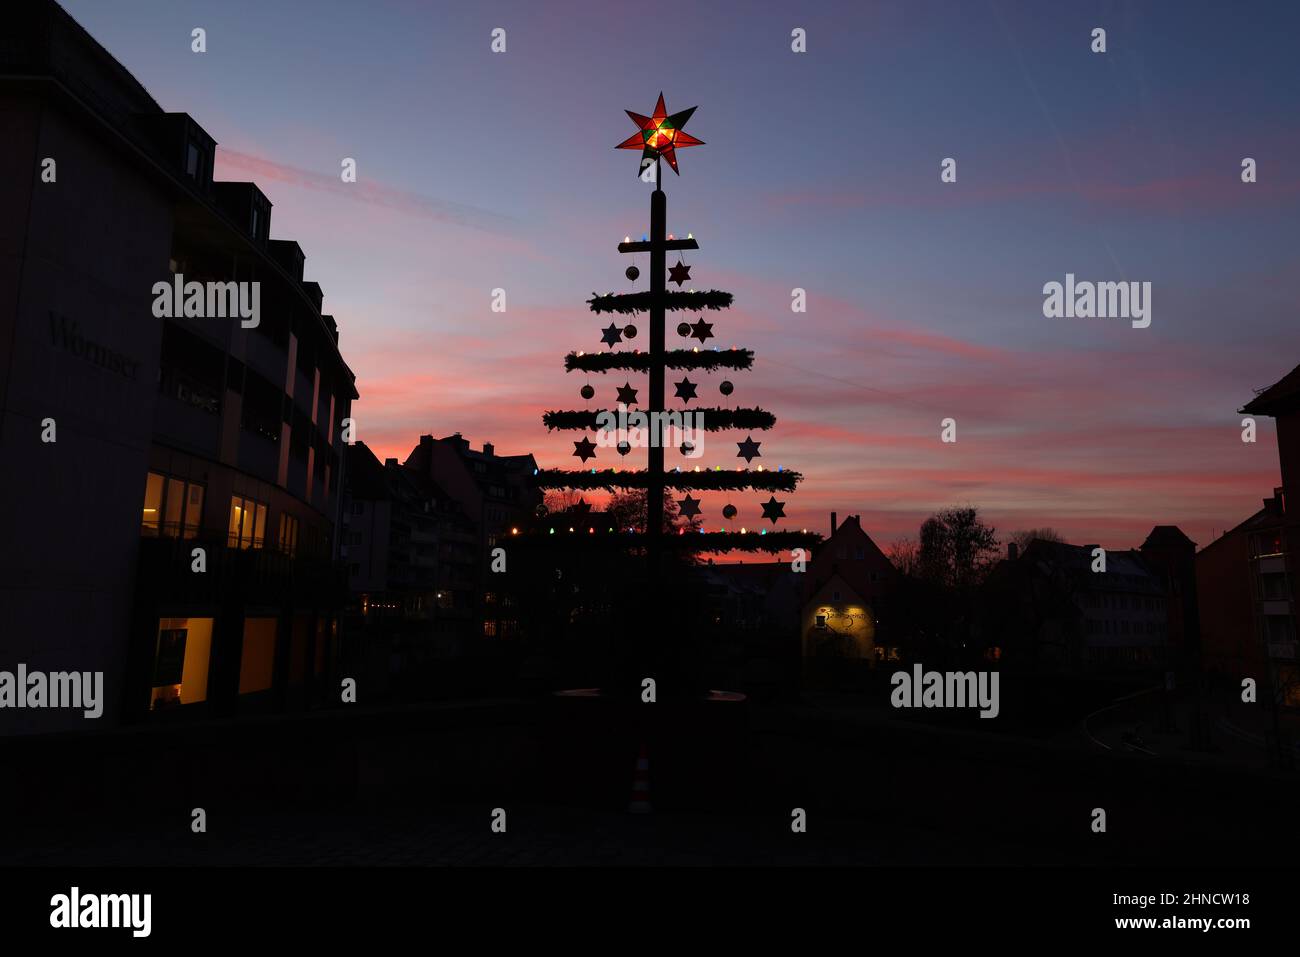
<box><xmin>534</xmin><ymin>94</ymin><xmax>820</xmax><ymax>569</ymax></box>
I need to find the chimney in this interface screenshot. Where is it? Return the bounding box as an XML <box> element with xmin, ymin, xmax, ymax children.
<box><xmin>483</xmin><ymin>442</ymin><xmax>494</xmax><ymax>456</ymax></box>
<box><xmin>830</xmin><ymin>512</ymin><xmax>837</xmax><ymax>536</ymax></box>
<box><xmin>384</xmin><ymin>458</ymin><xmax>397</xmax><ymax>468</ymax></box>
<box><xmin>1008</xmin><ymin>542</ymin><xmax>1019</xmax><ymax>561</ymax></box>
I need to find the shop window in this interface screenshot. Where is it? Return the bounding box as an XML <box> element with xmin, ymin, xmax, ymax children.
<box><xmin>149</xmin><ymin>617</ymin><xmax>212</xmax><ymax>709</ymax></box>
<box><xmin>238</xmin><ymin>617</ymin><xmax>277</xmax><ymax>694</ymax></box>
<box><xmin>228</xmin><ymin>495</ymin><xmax>268</xmax><ymax>549</ymax></box>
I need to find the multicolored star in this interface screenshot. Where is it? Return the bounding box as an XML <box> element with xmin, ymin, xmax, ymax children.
<box><xmin>616</xmin><ymin>93</ymin><xmax>704</xmax><ymax>176</ymax></box>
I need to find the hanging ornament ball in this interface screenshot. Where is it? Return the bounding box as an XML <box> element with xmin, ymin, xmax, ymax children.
<box><xmin>720</xmin><ymin>380</ymin><xmax>735</xmax><ymax>396</ymax></box>
<box><xmin>623</xmin><ymin>324</ymin><xmax>637</xmax><ymax>339</ymax></box>
<box><xmin>677</xmin><ymin>322</ymin><xmax>691</xmax><ymax>337</ymax></box>
<box><xmin>680</xmin><ymin>441</ymin><xmax>695</xmax><ymax>455</ymax></box>
<box><xmin>580</xmin><ymin>384</ymin><xmax>595</xmax><ymax>400</ymax></box>
<box><xmin>617</xmin><ymin>441</ymin><xmax>632</xmax><ymax>456</ymax></box>
<box><xmin>535</xmin><ymin>504</ymin><xmax>548</xmax><ymax>518</ymax></box>
<box><xmin>723</xmin><ymin>504</ymin><xmax>738</xmax><ymax>520</ymax></box>
<box><xmin>625</xmin><ymin>265</ymin><xmax>640</xmax><ymax>282</ymax></box>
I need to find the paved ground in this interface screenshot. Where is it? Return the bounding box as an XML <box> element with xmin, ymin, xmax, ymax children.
<box><xmin>3</xmin><ymin>804</ymin><xmax>1048</xmax><ymax>867</ymax></box>
<box><xmin>5</xmin><ymin>693</ymin><xmax>1297</xmax><ymax>867</ymax></box>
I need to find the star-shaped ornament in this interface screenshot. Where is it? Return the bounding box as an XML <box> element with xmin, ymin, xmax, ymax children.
<box><xmin>737</xmin><ymin>436</ymin><xmax>762</xmax><ymax>463</ymax></box>
<box><xmin>615</xmin><ymin>93</ymin><xmax>705</xmax><ymax>176</ymax></box>
<box><xmin>573</xmin><ymin>437</ymin><xmax>597</xmax><ymax>462</ymax></box>
<box><xmin>678</xmin><ymin>495</ymin><xmax>702</xmax><ymax>520</ymax></box>
<box><xmin>674</xmin><ymin>377</ymin><xmax>698</xmax><ymax>403</ymax></box>
<box><xmin>601</xmin><ymin>323</ymin><xmax>623</xmax><ymax>347</ymax></box>
<box><xmin>669</xmin><ymin>262</ymin><xmax>692</xmax><ymax>286</ymax></box>
<box><xmin>689</xmin><ymin>318</ymin><xmax>713</xmax><ymax>343</ymax></box>
<box><xmin>616</xmin><ymin>382</ymin><xmax>638</xmax><ymax>405</ymax></box>
<box><xmin>573</xmin><ymin>499</ymin><xmax>592</xmax><ymax>515</ymax></box>
<box><xmin>760</xmin><ymin>496</ymin><xmax>786</xmax><ymax>524</ymax></box>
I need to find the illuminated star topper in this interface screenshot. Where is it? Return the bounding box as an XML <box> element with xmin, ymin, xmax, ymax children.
<box><xmin>616</xmin><ymin>92</ymin><xmax>704</xmax><ymax>176</ymax></box>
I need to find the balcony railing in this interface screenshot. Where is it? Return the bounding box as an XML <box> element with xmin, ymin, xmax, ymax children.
<box><xmin>136</xmin><ymin>535</ymin><xmax>345</xmax><ymax>606</ymax></box>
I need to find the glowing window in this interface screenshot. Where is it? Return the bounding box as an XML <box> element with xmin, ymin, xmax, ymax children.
<box><xmin>150</xmin><ymin>617</ymin><xmax>212</xmax><ymax>709</ymax></box>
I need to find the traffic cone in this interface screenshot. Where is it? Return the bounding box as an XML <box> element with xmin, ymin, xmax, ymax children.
<box><xmin>628</xmin><ymin>744</ymin><xmax>652</xmax><ymax>813</ymax></box>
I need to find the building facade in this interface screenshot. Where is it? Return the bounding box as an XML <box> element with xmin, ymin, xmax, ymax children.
<box><xmin>1197</xmin><ymin>362</ymin><xmax>1299</xmax><ymax>705</ymax></box>
<box><xmin>401</xmin><ymin>433</ymin><xmax>540</xmax><ymax>642</ymax></box>
<box><xmin>1</xmin><ymin>1</ymin><xmax>357</xmax><ymax>732</ymax></box>
<box><xmin>341</xmin><ymin>441</ymin><xmax>478</xmax><ymax>658</ymax></box>
<box><xmin>800</xmin><ymin>513</ymin><xmax>900</xmax><ymax>664</ymax></box>
<box><xmin>987</xmin><ymin>533</ymin><xmax>1180</xmax><ymax>673</ymax></box>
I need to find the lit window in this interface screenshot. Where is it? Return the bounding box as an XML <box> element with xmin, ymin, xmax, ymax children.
<box><xmin>228</xmin><ymin>495</ymin><xmax>268</xmax><ymax>549</ymax></box>
<box><xmin>149</xmin><ymin>617</ymin><xmax>212</xmax><ymax>709</ymax></box>
<box><xmin>142</xmin><ymin>472</ymin><xmax>164</xmax><ymax>536</ymax></box>
<box><xmin>279</xmin><ymin>512</ymin><xmax>299</xmax><ymax>557</ymax></box>
<box><xmin>164</xmin><ymin>477</ymin><xmax>185</xmax><ymax>537</ymax></box>
<box><xmin>142</xmin><ymin>472</ymin><xmax>204</xmax><ymax>538</ymax></box>
<box><xmin>184</xmin><ymin>483</ymin><xmax>204</xmax><ymax>538</ymax></box>
<box><xmin>483</xmin><ymin>620</ymin><xmax>497</xmax><ymax>637</ymax></box>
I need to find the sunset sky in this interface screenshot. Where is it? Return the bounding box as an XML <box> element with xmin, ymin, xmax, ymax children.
<box><xmin>66</xmin><ymin>0</ymin><xmax>1300</xmax><ymax>550</ymax></box>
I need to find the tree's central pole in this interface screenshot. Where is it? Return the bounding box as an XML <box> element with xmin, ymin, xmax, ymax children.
<box><xmin>648</xmin><ymin>185</ymin><xmax>666</xmax><ymax>558</ymax></box>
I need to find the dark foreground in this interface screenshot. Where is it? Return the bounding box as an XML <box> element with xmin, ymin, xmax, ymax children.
<box><xmin>1</xmin><ymin>689</ymin><xmax>1296</xmax><ymax>868</ymax></box>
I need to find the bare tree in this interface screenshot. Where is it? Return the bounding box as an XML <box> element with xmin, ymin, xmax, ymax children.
<box><xmin>887</xmin><ymin>537</ymin><xmax>920</xmax><ymax>577</ymax></box>
<box><xmin>1008</xmin><ymin>527</ymin><xmax>1064</xmax><ymax>552</ymax></box>
<box><xmin>543</xmin><ymin>489</ymin><xmax>587</xmax><ymax>514</ymax></box>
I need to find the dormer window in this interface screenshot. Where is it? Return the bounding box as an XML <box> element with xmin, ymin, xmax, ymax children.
<box><xmin>185</xmin><ymin>140</ymin><xmax>207</xmax><ymax>181</ymax></box>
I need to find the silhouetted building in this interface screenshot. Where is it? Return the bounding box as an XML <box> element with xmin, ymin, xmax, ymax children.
<box><xmin>1197</xmin><ymin>363</ymin><xmax>1299</xmax><ymax>704</ymax></box>
<box><xmin>801</xmin><ymin>513</ymin><xmax>900</xmax><ymax>664</ymax></box>
<box><xmin>341</xmin><ymin>442</ymin><xmax>478</xmax><ymax>656</ymax></box>
<box><xmin>0</xmin><ymin>1</ymin><xmax>357</xmax><ymax>732</ymax></box>
<box><xmin>1139</xmin><ymin>525</ymin><xmax>1200</xmax><ymax>664</ymax></box>
<box><xmin>402</xmin><ymin>433</ymin><xmax>539</xmax><ymax>640</ymax></box>
<box><xmin>989</xmin><ymin>534</ymin><xmax>1178</xmax><ymax>673</ymax></box>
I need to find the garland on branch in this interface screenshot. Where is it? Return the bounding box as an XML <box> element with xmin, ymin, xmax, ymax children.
<box><xmin>565</xmin><ymin>348</ymin><xmax>753</xmax><ymax>374</ymax></box>
<box><xmin>542</xmin><ymin>407</ymin><xmax>777</xmax><ymax>432</ymax></box>
<box><xmin>535</xmin><ymin>467</ymin><xmax>801</xmax><ymax>492</ymax></box>
<box><xmin>587</xmin><ymin>290</ymin><xmax>734</xmax><ymax>315</ymax></box>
